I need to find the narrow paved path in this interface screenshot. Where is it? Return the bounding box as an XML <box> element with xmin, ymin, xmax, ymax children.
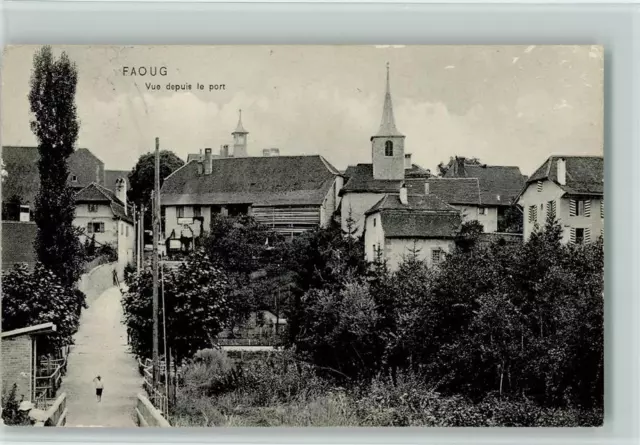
<box><xmin>59</xmin><ymin>286</ymin><xmax>142</xmax><ymax>427</ymax></box>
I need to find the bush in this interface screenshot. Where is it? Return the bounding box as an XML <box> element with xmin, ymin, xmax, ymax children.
<box><xmin>2</xmin><ymin>263</ymin><xmax>86</xmax><ymax>353</ymax></box>
<box><xmin>1</xmin><ymin>384</ymin><xmax>32</xmax><ymax>426</ymax></box>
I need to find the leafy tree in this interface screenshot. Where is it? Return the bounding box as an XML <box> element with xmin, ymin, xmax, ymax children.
<box><xmin>127</xmin><ymin>150</ymin><xmax>184</xmax><ymax>228</ymax></box>
<box><xmin>498</xmin><ymin>205</ymin><xmax>524</xmax><ymax>233</ymax></box>
<box><xmin>1</xmin><ymin>263</ymin><xmax>86</xmax><ymax>353</ymax></box>
<box><xmin>29</xmin><ymin>45</ymin><xmax>84</xmax><ymax>286</ymax></box>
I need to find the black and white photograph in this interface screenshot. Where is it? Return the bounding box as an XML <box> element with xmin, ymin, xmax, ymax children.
<box><xmin>1</xmin><ymin>44</ymin><xmax>604</xmax><ymax>427</ymax></box>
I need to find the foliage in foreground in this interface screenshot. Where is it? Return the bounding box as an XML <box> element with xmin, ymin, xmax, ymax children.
<box><xmin>170</xmin><ymin>349</ymin><xmax>603</xmax><ymax>427</ymax></box>
<box><xmin>1</xmin><ymin>384</ymin><xmax>32</xmax><ymax>426</ymax></box>
<box><xmin>1</xmin><ymin>263</ymin><xmax>86</xmax><ymax>353</ymax></box>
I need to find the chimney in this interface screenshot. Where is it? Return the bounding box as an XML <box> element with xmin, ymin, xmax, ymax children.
<box><xmin>263</xmin><ymin>148</ymin><xmax>271</xmax><ymax>157</ymax></box>
<box><xmin>204</xmin><ymin>148</ymin><xmax>212</xmax><ymax>174</ymax></box>
<box><xmin>115</xmin><ymin>178</ymin><xmax>128</xmax><ymax>215</ymax></box>
<box><xmin>424</xmin><ymin>181</ymin><xmax>430</xmax><ymax>195</ymax></box>
<box><xmin>404</xmin><ymin>153</ymin><xmax>412</xmax><ymax>170</ymax></box>
<box><xmin>197</xmin><ymin>162</ymin><xmax>204</xmax><ymax>175</ymax></box>
<box><xmin>270</xmin><ymin>148</ymin><xmax>280</xmax><ymax>157</ymax></box>
<box><xmin>399</xmin><ymin>183</ymin><xmax>408</xmax><ymax>205</ymax></box>
<box><xmin>220</xmin><ymin>145</ymin><xmax>229</xmax><ymax>158</ymax></box>
<box><xmin>557</xmin><ymin>157</ymin><xmax>567</xmax><ymax>185</ymax></box>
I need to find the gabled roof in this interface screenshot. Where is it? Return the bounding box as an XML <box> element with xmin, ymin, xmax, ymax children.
<box><xmin>75</xmin><ymin>183</ymin><xmax>133</xmax><ymax>223</ymax></box>
<box><xmin>526</xmin><ymin>155</ymin><xmax>603</xmax><ymax>196</ymax></box>
<box><xmin>443</xmin><ymin>162</ymin><xmax>525</xmax><ymax>206</ymax></box>
<box><xmin>340</xmin><ymin>163</ymin><xmax>432</xmax><ymax>195</ymax></box>
<box><xmin>160</xmin><ymin>155</ymin><xmax>338</xmax><ymax>207</ymax></box>
<box><xmin>366</xmin><ymin>192</ymin><xmax>461</xmax><ymax>239</ymax></box>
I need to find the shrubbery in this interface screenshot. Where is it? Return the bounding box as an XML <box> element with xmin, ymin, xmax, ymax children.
<box><xmin>1</xmin><ymin>263</ymin><xmax>86</xmax><ymax>353</ymax></box>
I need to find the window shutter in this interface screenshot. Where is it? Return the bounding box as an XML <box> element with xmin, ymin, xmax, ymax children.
<box><xmin>601</xmin><ymin>227</ymin><xmax>604</xmax><ymax>239</ymax></box>
<box><xmin>570</xmin><ymin>227</ymin><xmax>576</xmax><ymax>244</ymax></box>
<box><xmin>569</xmin><ymin>199</ymin><xmax>576</xmax><ymax>216</ymax></box>
<box><xmin>533</xmin><ymin>205</ymin><xmax>537</xmax><ymax>222</ymax></box>
<box><xmin>537</xmin><ymin>181</ymin><xmax>543</xmax><ymax>192</ymax></box>
<box><xmin>584</xmin><ymin>200</ymin><xmax>591</xmax><ymax>217</ymax></box>
<box><xmin>100</xmin><ymin>222</ymin><xmax>105</xmax><ymax>233</ymax></box>
<box><xmin>584</xmin><ymin>227</ymin><xmax>591</xmax><ymax>243</ymax></box>
<box><xmin>87</xmin><ymin>223</ymin><xmax>93</xmax><ymax>234</ymax></box>
<box><xmin>600</xmin><ymin>199</ymin><xmax>604</xmax><ymax>219</ymax></box>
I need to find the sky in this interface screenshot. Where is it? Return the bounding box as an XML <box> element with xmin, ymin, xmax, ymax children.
<box><xmin>1</xmin><ymin>45</ymin><xmax>603</xmax><ymax>177</ymax></box>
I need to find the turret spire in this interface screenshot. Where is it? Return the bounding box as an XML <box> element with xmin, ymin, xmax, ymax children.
<box><xmin>374</xmin><ymin>62</ymin><xmax>403</xmax><ymax>138</ymax></box>
<box><xmin>233</xmin><ymin>109</ymin><xmax>248</xmax><ymax>134</ymax></box>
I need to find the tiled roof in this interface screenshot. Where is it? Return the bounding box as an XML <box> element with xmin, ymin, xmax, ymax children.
<box><xmin>366</xmin><ymin>193</ymin><xmax>457</xmax><ymax>215</ymax></box>
<box><xmin>340</xmin><ymin>164</ymin><xmax>404</xmax><ymax>194</ymax></box>
<box><xmin>380</xmin><ymin>211</ymin><xmax>461</xmax><ymax>239</ymax></box>
<box><xmin>340</xmin><ymin>163</ymin><xmax>432</xmax><ymax>195</ymax></box>
<box><xmin>1</xmin><ymin>146</ymin><xmax>106</xmax><ymax>208</ymax></box>
<box><xmin>105</xmin><ymin>170</ymin><xmax>130</xmax><ymax>194</ymax></box>
<box><xmin>160</xmin><ymin>155</ymin><xmax>338</xmax><ymax>206</ymax></box>
<box><xmin>444</xmin><ymin>163</ymin><xmax>525</xmax><ymax>206</ymax></box>
<box><xmin>74</xmin><ymin>183</ymin><xmax>133</xmax><ymax>224</ymax></box>
<box><xmin>1</xmin><ymin>221</ymin><xmax>37</xmax><ymax>271</ymax></box>
<box><xmin>415</xmin><ymin>178</ymin><xmax>482</xmax><ymax>206</ymax></box>
<box><xmin>527</xmin><ymin>155</ymin><xmax>603</xmax><ymax>196</ymax></box>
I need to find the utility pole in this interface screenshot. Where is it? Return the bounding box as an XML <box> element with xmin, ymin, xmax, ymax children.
<box><xmin>152</xmin><ymin>137</ymin><xmax>160</xmax><ymax>386</ymax></box>
<box><xmin>139</xmin><ymin>204</ymin><xmax>144</xmax><ymax>272</ymax></box>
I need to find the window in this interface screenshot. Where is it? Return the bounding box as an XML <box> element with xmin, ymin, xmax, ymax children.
<box><xmin>478</xmin><ymin>207</ymin><xmax>487</xmax><ymax>216</ymax></box>
<box><xmin>88</xmin><ymin>204</ymin><xmax>98</xmax><ymax>213</ymax></box>
<box><xmin>570</xmin><ymin>199</ymin><xmax>591</xmax><ymax>217</ymax></box>
<box><xmin>384</xmin><ymin>140</ymin><xmax>394</xmax><ymax>156</ymax></box>
<box><xmin>193</xmin><ymin>205</ymin><xmax>202</xmax><ymax>218</ymax></box>
<box><xmin>373</xmin><ymin>217</ymin><xmax>376</xmax><ymax>227</ymax></box>
<box><xmin>547</xmin><ymin>200</ymin><xmax>556</xmax><ymax>220</ymax></box>
<box><xmin>537</xmin><ymin>181</ymin><xmax>542</xmax><ymax>192</ymax></box>
<box><xmin>432</xmin><ymin>249</ymin><xmax>444</xmax><ymax>265</ymax></box>
<box><xmin>176</xmin><ymin>206</ymin><xmax>185</xmax><ymax>218</ymax></box>
<box><xmin>71</xmin><ymin>175</ymin><xmax>78</xmax><ymax>182</ymax></box>
<box><xmin>126</xmin><ymin>225</ymin><xmax>129</xmax><ymax>237</ymax></box>
<box><xmin>87</xmin><ymin>222</ymin><xmax>105</xmax><ymax>233</ymax></box>
<box><xmin>574</xmin><ymin>228</ymin><xmax>585</xmax><ymax>244</ymax></box>
<box><xmin>528</xmin><ymin>205</ymin><xmax>537</xmax><ymax>223</ymax></box>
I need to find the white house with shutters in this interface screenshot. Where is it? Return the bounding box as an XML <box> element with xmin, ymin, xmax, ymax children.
<box><xmin>517</xmin><ymin>155</ymin><xmax>604</xmax><ymax>244</ymax></box>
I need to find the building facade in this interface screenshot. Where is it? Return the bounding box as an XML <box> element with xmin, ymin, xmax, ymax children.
<box><xmin>518</xmin><ymin>155</ymin><xmax>604</xmax><ymax>244</ymax></box>
<box><xmin>363</xmin><ymin>185</ymin><xmax>462</xmax><ymax>271</ymax></box>
<box><xmin>161</xmin><ymin>152</ymin><xmax>342</xmax><ymax>252</ymax></box>
<box><xmin>74</xmin><ymin>181</ymin><xmax>135</xmax><ymax>275</ymax></box>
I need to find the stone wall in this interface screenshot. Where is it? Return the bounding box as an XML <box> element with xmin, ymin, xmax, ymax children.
<box><xmin>77</xmin><ymin>262</ymin><xmax>118</xmax><ymax>306</ymax></box>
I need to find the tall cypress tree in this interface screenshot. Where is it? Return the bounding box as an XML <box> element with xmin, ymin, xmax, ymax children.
<box><xmin>29</xmin><ymin>46</ymin><xmax>83</xmax><ymax>286</ymax></box>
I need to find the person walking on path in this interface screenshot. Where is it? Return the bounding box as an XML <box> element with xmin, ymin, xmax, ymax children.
<box><xmin>93</xmin><ymin>376</ymin><xmax>104</xmax><ymax>402</ymax></box>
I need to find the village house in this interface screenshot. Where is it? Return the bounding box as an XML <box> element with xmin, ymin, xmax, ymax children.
<box><xmin>160</xmin><ymin>116</ymin><xmax>343</xmax><ymax>251</ymax></box>
<box><xmin>517</xmin><ymin>155</ymin><xmax>604</xmax><ymax>244</ymax></box>
<box><xmin>1</xmin><ymin>146</ymin><xmax>109</xmax><ymax>222</ymax></box>
<box><xmin>436</xmin><ymin>157</ymin><xmax>526</xmax><ymax>232</ymax></box>
<box><xmin>363</xmin><ymin>183</ymin><xmax>462</xmax><ymax>270</ymax></box>
<box><xmin>73</xmin><ymin>180</ymin><xmax>135</xmax><ymax>275</ymax></box>
<box><xmin>339</xmin><ymin>65</ymin><xmax>430</xmax><ymax>236</ymax></box>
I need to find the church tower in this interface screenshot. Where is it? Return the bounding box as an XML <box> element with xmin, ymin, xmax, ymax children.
<box><xmin>371</xmin><ymin>63</ymin><xmax>405</xmax><ymax>180</ymax></box>
<box><xmin>232</xmin><ymin>109</ymin><xmax>249</xmax><ymax>157</ymax></box>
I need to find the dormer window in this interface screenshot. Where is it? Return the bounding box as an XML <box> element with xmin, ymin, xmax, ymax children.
<box><xmin>385</xmin><ymin>140</ymin><xmax>394</xmax><ymax>156</ymax></box>
<box><xmin>71</xmin><ymin>175</ymin><xmax>78</xmax><ymax>182</ymax></box>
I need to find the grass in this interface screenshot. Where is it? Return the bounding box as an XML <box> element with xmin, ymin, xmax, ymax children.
<box><xmin>169</xmin><ymin>349</ymin><xmax>604</xmax><ymax>428</ymax></box>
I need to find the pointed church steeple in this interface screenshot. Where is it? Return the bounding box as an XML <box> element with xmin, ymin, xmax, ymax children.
<box><xmin>370</xmin><ymin>63</ymin><xmax>406</xmax><ymax>181</ymax></box>
<box><xmin>374</xmin><ymin>63</ymin><xmax>403</xmax><ymax>138</ymax></box>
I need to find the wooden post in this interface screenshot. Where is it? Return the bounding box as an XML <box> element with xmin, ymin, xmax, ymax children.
<box><xmin>152</xmin><ymin>138</ymin><xmax>160</xmax><ymax>386</ymax></box>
